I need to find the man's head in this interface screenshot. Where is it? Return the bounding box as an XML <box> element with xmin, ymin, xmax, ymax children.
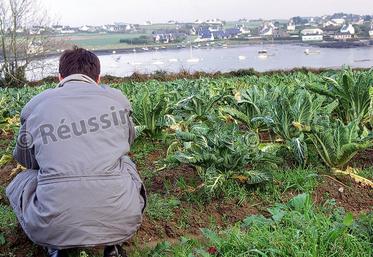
<box><xmin>59</xmin><ymin>46</ymin><xmax>101</xmax><ymax>83</ymax></box>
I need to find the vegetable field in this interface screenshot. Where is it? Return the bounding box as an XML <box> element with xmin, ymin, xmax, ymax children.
<box><xmin>0</xmin><ymin>69</ymin><xmax>372</xmax><ymax>256</ymax></box>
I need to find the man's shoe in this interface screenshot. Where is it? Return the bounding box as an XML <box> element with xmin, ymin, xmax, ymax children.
<box><xmin>103</xmin><ymin>245</ymin><xmax>127</xmax><ymax>257</ymax></box>
<box><xmin>46</xmin><ymin>248</ymin><xmax>68</xmax><ymax>257</ymax></box>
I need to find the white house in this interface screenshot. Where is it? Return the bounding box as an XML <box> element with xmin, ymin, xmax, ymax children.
<box><xmin>301</xmin><ymin>28</ymin><xmax>323</xmax><ymax>35</ymax></box>
<box><xmin>79</xmin><ymin>25</ymin><xmax>90</xmax><ymax>32</ymax></box>
<box><xmin>102</xmin><ymin>25</ymin><xmax>115</xmax><ymax>32</ymax></box>
<box><xmin>206</xmin><ymin>19</ymin><xmax>224</xmax><ymax>25</ymax></box>
<box><xmin>369</xmin><ymin>24</ymin><xmax>373</xmax><ymax>38</ymax></box>
<box><xmin>301</xmin><ymin>28</ymin><xmax>323</xmax><ymax>42</ymax></box>
<box><xmin>287</xmin><ymin>20</ymin><xmax>296</xmax><ymax>32</ymax></box>
<box><xmin>30</xmin><ymin>26</ymin><xmax>45</xmax><ymax>35</ymax></box>
<box><xmin>323</xmin><ymin>18</ymin><xmax>345</xmax><ymax>27</ymax></box>
<box><xmin>340</xmin><ymin>24</ymin><xmax>355</xmax><ymax>35</ymax></box>
<box><xmin>331</xmin><ymin>18</ymin><xmax>345</xmax><ymax>25</ymax></box>
<box><xmin>352</xmin><ymin>18</ymin><xmax>364</xmax><ymax>25</ymax></box>
<box><xmin>61</xmin><ymin>27</ymin><xmax>76</xmax><ymax>34</ymax></box>
<box><xmin>260</xmin><ymin>22</ymin><xmax>275</xmax><ymax>37</ymax></box>
<box><xmin>237</xmin><ymin>25</ymin><xmax>251</xmax><ymax>35</ymax></box>
<box><xmin>333</xmin><ymin>24</ymin><xmax>355</xmax><ymax>40</ymax></box>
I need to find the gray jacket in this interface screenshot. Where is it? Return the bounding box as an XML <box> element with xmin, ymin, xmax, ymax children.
<box><xmin>6</xmin><ymin>74</ymin><xmax>145</xmax><ymax>249</ymax></box>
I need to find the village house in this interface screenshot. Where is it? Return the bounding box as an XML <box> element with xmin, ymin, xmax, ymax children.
<box><xmin>369</xmin><ymin>24</ymin><xmax>373</xmax><ymax>38</ymax></box>
<box><xmin>205</xmin><ymin>19</ymin><xmax>224</xmax><ymax>25</ymax></box>
<box><xmin>301</xmin><ymin>28</ymin><xmax>323</xmax><ymax>42</ymax></box>
<box><xmin>323</xmin><ymin>18</ymin><xmax>345</xmax><ymax>28</ymax></box>
<box><xmin>29</xmin><ymin>26</ymin><xmax>46</xmax><ymax>35</ymax></box>
<box><xmin>152</xmin><ymin>30</ymin><xmax>187</xmax><ymax>43</ymax></box>
<box><xmin>196</xmin><ymin>27</ymin><xmax>217</xmax><ymax>41</ymax></box>
<box><xmin>236</xmin><ymin>24</ymin><xmax>251</xmax><ymax>35</ymax></box>
<box><xmin>79</xmin><ymin>25</ymin><xmax>99</xmax><ymax>33</ymax></box>
<box><xmin>287</xmin><ymin>20</ymin><xmax>296</xmax><ymax>32</ymax></box>
<box><xmin>273</xmin><ymin>28</ymin><xmax>290</xmax><ymax>38</ymax></box>
<box><xmin>259</xmin><ymin>22</ymin><xmax>275</xmax><ymax>37</ymax></box>
<box><xmin>60</xmin><ymin>26</ymin><xmax>76</xmax><ymax>34</ymax></box>
<box><xmin>101</xmin><ymin>23</ymin><xmax>137</xmax><ymax>33</ymax></box>
<box><xmin>225</xmin><ymin>28</ymin><xmax>242</xmax><ymax>38</ymax></box>
<box><xmin>333</xmin><ymin>24</ymin><xmax>355</xmax><ymax>40</ymax></box>
<box><xmin>195</xmin><ymin>25</ymin><xmax>242</xmax><ymax>42</ymax></box>
<box><xmin>51</xmin><ymin>25</ymin><xmax>63</xmax><ymax>33</ymax></box>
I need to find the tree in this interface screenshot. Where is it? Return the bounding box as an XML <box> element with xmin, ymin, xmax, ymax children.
<box><xmin>0</xmin><ymin>0</ymin><xmax>63</xmax><ymax>87</ymax></box>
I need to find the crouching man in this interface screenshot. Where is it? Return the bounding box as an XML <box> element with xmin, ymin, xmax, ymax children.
<box><xmin>6</xmin><ymin>47</ymin><xmax>146</xmax><ymax>257</ymax></box>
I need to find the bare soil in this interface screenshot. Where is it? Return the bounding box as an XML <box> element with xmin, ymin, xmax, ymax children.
<box><xmin>352</xmin><ymin>149</ymin><xmax>373</xmax><ymax>170</ymax></box>
<box><xmin>313</xmin><ymin>175</ymin><xmax>373</xmax><ymax>215</ymax></box>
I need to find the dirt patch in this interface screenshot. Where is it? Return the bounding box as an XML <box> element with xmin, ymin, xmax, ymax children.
<box><xmin>148</xmin><ymin>165</ymin><xmax>200</xmax><ymax>194</ymax></box>
<box><xmin>131</xmin><ymin>199</ymin><xmax>261</xmax><ymax>245</ymax></box>
<box><xmin>313</xmin><ymin>175</ymin><xmax>373</xmax><ymax>215</ymax></box>
<box><xmin>0</xmin><ymin>161</ymin><xmax>18</xmax><ymax>186</ymax></box>
<box><xmin>0</xmin><ymin>225</ymin><xmax>44</xmax><ymax>257</ymax></box>
<box><xmin>351</xmin><ymin>149</ymin><xmax>373</xmax><ymax>169</ymax></box>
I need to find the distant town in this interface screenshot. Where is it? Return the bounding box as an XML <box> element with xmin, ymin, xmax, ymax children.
<box><xmin>23</xmin><ymin>13</ymin><xmax>373</xmax><ymax>54</ymax></box>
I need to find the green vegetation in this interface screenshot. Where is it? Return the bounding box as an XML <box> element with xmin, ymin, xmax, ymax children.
<box><xmin>120</xmin><ymin>35</ymin><xmax>153</xmax><ymax>45</ymax></box>
<box><xmin>0</xmin><ymin>69</ymin><xmax>372</xmax><ymax>256</ymax></box>
<box><xmin>146</xmin><ymin>194</ymin><xmax>181</xmax><ymax>221</ymax></box>
<box><xmin>134</xmin><ymin>194</ymin><xmax>372</xmax><ymax>257</ymax></box>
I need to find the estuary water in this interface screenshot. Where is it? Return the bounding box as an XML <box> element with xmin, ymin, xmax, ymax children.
<box><xmin>28</xmin><ymin>43</ymin><xmax>373</xmax><ymax>80</ymax></box>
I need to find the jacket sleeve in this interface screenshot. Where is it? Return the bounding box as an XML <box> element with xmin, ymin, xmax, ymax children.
<box><xmin>128</xmin><ymin>111</ymin><xmax>136</xmax><ymax>146</ymax></box>
<box><xmin>13</xmin><ymin>113</ymin><xmax>39</xmax><ymax>170</ymax></box>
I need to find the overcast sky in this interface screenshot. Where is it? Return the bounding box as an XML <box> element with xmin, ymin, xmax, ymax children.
<box><xmin>41</xmin><ymin>0</ymin><xmax>373</xmax><ymax>26</ymax></box>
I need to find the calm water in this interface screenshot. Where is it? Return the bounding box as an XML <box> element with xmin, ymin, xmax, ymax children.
<box><xmin>27</xmin><ymin>44</ymin><xmax>373</xmax><ymax>80</ymax></box>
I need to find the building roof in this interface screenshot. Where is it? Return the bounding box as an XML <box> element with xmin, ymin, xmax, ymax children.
<box><xmin>301</xmin><ymin>28</ymin><xmax>323</xmax><ymax>35</ymax></box>
<box><xmin>340</xmin><ymin>24</ymin><xmax>355</xmax><ymax>34</ymax></box>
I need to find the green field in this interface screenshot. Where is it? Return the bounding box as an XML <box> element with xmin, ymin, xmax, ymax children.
<box><xmin>0</xmin><ymin>69</ymin><xmax>372</xmax><ymax>256</ymax></box>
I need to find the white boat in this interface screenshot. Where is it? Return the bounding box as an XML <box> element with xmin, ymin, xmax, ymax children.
<box><xmin>142</xmin><ymin>47</ymin><xmax>149</xmax><ymax>51</ymax></box>
<box><xmin>187</xmin><ymin>58</ymin><xmax>200</xmax><ymax>63</ymax></box>
<box><xmin>152</xmin><ymin>60</ymin><xmax>164</xmax><ymax>65</ymax></box>
<box><xmin>169</xmin><ymin>58</ymin><xmax>178</xmax><ymax>63</ymax></box>
<box><xmin>258</xmin><ymin>50</ymin><xmax>268</xmax><ymax>58</ymax></box>
<box><xmin>187</xmin><ymin>43</ymin><xmax>200</xmax><ymax>63</ymax></box>
<box><xmin>238</xmin><ymin>55</ymin><xmax>246</xmax><ymax>60</ymax></box>
<box><xmin>304</xmin><ymin>49</ymin><xmax>320</xmax><ymax>55</ymax></box>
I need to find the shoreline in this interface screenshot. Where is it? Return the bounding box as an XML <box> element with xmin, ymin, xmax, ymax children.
<box><xmin>27</xmin><ymin>67</ymin><xmax>372</xmax><ymax>86</ymax></box>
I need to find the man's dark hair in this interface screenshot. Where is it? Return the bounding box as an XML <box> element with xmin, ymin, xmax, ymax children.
<box><xmin>59</xmin><ymin>46</ymin><xmax>101</xmax><ymax>81</ymax></box>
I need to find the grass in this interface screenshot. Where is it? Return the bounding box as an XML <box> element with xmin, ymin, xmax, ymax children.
<box><xmin>0</xmin><ymin>205</ymin><xmax>16</xmax><ymax>230</ymax></box>
<box><xmin>0</xmin><ymin>204</ymin><xmax>17</xmax><ymax>247</ymax></box>
<box><xmin>146</xmin><ymin>194</ymin><xmax>181</xmax><ymax>221</ymax></box>
<box><xmin>64</xmin><ymin>33</ymin><xmax>148</xmax><ymax>49</ymax></box>
<box><xmin>358</xmin><ymin>168</ymin><xmax>373</xmax><ymax>180</ymax></box>
<box><xmin>132</xmin><ymin>194</ymin><xmax>372</xmax><ymax>257</ymax></box>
